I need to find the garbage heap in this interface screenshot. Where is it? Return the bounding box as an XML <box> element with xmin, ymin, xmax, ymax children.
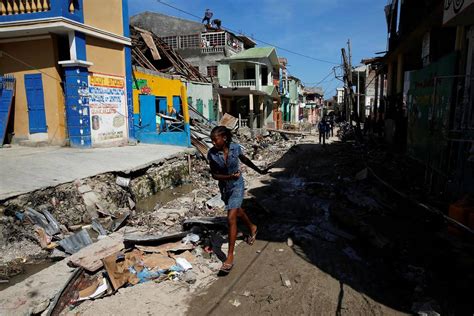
<box><xmin>47</xmin><ymin>217</ymin><xmax>237</xmax><ymax>314</ymax></box>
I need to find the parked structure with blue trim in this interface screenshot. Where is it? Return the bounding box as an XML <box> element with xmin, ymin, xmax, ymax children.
<box><xmin>132</xmin><ymin>67</ymin><xmax>192</xmax><ymax>147</ymax></box>
<box><xmin>0</xmin><ymin>0</ymin><xmax>133</xmax><ymax>148</ymax></box>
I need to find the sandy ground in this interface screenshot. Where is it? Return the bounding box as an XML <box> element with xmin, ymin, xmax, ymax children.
<box><xmin>187</xmin><ymin>137</ymin><xmax>409</xmax><ymax>316</ymax></box>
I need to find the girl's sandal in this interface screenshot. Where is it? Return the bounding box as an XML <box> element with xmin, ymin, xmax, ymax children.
<box><xmin>245</xmin><ymin>230</ymin><xmax>258</xmax><ymax>246</ymax></box>
<box><xmin>219</xmin><ymin>263</ymin><xmax>234</xmax><ymax>274</ymax></box>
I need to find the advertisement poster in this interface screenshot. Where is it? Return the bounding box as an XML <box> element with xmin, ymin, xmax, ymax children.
<box><xmin>88</xmin><ymin>73</ymin><xmax>128</xmax><ymax>145</ymax></box>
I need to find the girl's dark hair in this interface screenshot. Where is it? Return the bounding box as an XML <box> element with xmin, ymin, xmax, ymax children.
<box><xmin>211</xmin><ymin>126</ymin><xmax>232</xmax><ymax>145</ymax></box>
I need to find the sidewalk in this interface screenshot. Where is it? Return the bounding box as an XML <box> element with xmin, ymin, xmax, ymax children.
<box><xmin>0</xmin><ymin>144</ymin><xmax>194</xmax><ymax>200</ymax></box>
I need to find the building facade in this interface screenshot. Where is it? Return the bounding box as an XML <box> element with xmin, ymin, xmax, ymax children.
<box><xmin>217</xmin><ymin>47</ymin><xmax>280</xmax><ymax>129</ymax></box>
<box><xmin>132</xmin><ymin>67</ymin><xmax>190</xmax><ymax>147</ymax></box>
<box><xmin>130</xmin><ymin>12</ymin><xmax>255</xmax><ymax>82</ymax></box>
<box><xmin>383</xmin><ymin>0</ymin><xmax>474</xmax><ymax>198</ymax></box>
<box><xmin>0</xmin><ymin>0</ymin><xmax>133</xmax><ymax>148</ymax></box>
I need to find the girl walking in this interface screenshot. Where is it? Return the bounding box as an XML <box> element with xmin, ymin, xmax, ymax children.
<box><xmin>207</xmin><ymin>126</ymin><xmax>267</xmax><ymax>274</ymax></box>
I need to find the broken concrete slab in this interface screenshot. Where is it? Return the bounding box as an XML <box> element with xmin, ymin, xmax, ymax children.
<box><xmin>68</xmin><ymin>234</ymin><xmax>124</xmax><ymax>272</ymax></box>
<box><xmin>0</xmin><ymin>234</ymin><xmax>123</xmax><ymax>315</ymax></box>
<box><xmin>182</xmin><ymin>217</ymin><xmax>228</xmax><ymax>231</ymax></box>
<box><xmin>0</xmin><ymin>144</ymin><xmax>195</xmax><ymax>200</ymax></box>
<box><xmin>124</xmin><ymin>232</ymin><xmax>188</xmax><ymax>247</ymax></box>
<box><xmin>136</xmin><ymin>241</ymin><xmax>194</xmax><ymax>254</ymax></box>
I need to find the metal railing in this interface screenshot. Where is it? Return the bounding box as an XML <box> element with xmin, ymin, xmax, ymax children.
<box><xmin>230</xmin><ymin>79</ymin><xmax>256</xmax><ymax>88</ymax></box>
<box><xmin>201</xmin><ymin>46</ymin><xmax>224</xmax><ymax>54</ymax></box>
<box><xmin>0</xmin><ymin>0</ymin><xmax>54</xmax><ymax>15</ymax></box>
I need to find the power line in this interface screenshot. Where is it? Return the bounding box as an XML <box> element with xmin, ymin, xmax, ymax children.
<box><xmin>155</xmin><ymin>0</ymin><xmax>340</xmax><ymax>65</ymax></box>
<box><xmin>303</xmin><ymin>66</ymin><xmax>341</xmax><ymax>86</ymax></box>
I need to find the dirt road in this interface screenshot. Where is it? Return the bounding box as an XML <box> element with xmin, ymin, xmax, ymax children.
<box><xmin>188</xmin><ymin>140</ymin><xmax>474</xmax><ymax>315</ymax></box>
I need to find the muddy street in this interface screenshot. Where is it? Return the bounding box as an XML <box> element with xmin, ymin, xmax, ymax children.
<box><xmin>189</xmin><ymin>141</ymin><xmax>474</xmax><ymax>316</ymax></box>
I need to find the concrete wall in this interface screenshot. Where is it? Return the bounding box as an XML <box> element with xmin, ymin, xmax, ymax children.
<box><xmin>132</xmin><ymin>70</ymin><xmax>185</xmax><ymax>115</ymax></box>
<box><xmin>289</xmin><ymin>80</ymin><xmax>299</xmax><ymax>102</ymax></box>
<box><xmin>218</xmin><ymin>64</ymin><xmax>230</xmax><ymax>86</ymax></box>
<box><xmin>83</xmin><ymin>0</ymin><xmax>124</xmax><ymax>35</ymax></box>
<box><xmin>86</xmin><ymin>36</ymin><xmax>125</xmax><ymax>76</ymax></box>
<box><xmin>176</xmin><ymin>50</ymin><xmax>222</xmax><ymax>76</ymax></box>
<box><xmin>185</xmin><ymin>81</ymin><xmax>214</xmax><ymax>120</ymax></box>
<box><xmin>130</xmin><ymin>158</ymin><xmax>190</xmax><ymax>199</ymax></box>
<box><xmin>0</xmin><ymin>36</ymin><xmax>66</xmax><ymax>145</ymax></box>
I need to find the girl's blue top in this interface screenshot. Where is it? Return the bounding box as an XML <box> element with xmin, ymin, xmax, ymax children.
<box><xmin>207</xmin><ymin>142</ymin><xmax>245</xmax><ymax>191</ymax></box>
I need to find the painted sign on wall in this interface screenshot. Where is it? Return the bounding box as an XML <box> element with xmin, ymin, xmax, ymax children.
<box><xmin>443</xmin><ymin>0</ymin><xmax>474</xmax><ymax>24</ymax></box>
<box><xmin>88</xmin><ymin>73</ymin><xmax>128</xmax><ymax>145</ymax></box>
<box><xmin>407</xmin><ymin>53</ymin><xmax>456</xmax><ymax>173</ymax></box>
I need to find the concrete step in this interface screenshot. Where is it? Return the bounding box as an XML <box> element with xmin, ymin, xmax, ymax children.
<box><xmin>18</xmin><ymin>140</ymin><xmax>50</xmax><ymax>147</ymax></box>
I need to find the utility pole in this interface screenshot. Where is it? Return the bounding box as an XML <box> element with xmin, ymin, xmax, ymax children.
<box><xmin>341</xmin><ymin>48</ymin><xmax>352</xmax><ymax>122</ymax></box>
<box><xmin>341</xmin><ymin>42</ymin><xmax>362</xmax><ymax>138</ymax></box>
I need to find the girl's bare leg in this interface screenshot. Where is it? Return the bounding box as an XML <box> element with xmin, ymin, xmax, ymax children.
<box><xmin>237</xmin><ymin>208</ymin><xmax>257</xmax><ymax>236</ymax></box>
<box><xmin>225</xmin><ymin>208</ymin><xmax>238</xmax><ymax>265</ymax></box>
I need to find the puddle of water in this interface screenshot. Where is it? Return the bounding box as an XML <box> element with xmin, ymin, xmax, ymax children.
<box><xmin>136</xmin><ymin>183</ymin><xmax>196</xmax><ymax>212</ymax></box>
<box><xmin>0</xmin><ymin>261</ymin><xmax>54</xmax><ymax>292</ymax></box>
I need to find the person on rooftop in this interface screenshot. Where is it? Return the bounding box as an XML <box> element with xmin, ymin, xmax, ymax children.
<box><xmin>202</xmin><ymin>9</ymin><xmax>213</xmax><ymax>25</ymax></box>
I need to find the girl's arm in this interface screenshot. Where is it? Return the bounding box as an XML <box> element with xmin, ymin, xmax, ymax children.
<box><xmin>239</xmin><ymin>154</ymin><xmax>268</xmax><ymax>175</ymax></box>
<box><xmin>211</xmin><ymin>172</ymin><xmax>240</xmax><ymax>181</ymax></box>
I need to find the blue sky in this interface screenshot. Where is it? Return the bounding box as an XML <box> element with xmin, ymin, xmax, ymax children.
<box><xmin>128</xmin><ymin>0</ymin><xmax>387</xmax><ymax>98</ymax></box>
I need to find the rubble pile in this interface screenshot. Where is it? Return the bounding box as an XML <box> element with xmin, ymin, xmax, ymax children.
<box><xmin>17</xmin><ymin>224</ymin><xmax>240</xmax><ymax>315</ymax></box>
<box><xmin>0</xmin><ymin>126</ymin><xmax>291</xmax><ymax>284</ymax></box>
<box><xmin>128</xmin><ymin>129</ymin><xmax>290</xmax><ymax>232</ymax></box>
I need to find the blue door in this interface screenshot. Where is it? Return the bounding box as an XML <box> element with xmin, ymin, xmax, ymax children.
<box><xmin>139</xmin><ymin>95</ymin><xmax>157</xmax><ymax>133</ymax></box>
<box><xmin>172</xmin><ymin>96</ymin><xmax>182</xmax><ymax>116</ymax></box>
<box><xmin>157</xmin><ymin>97</ymin><xmax>168</xmax><ymax>132</ymax></box>
<box><xmin>0</xmin><ymin>75</ymin><xmax>15</xmax><ymax>145</ymax></box>
<box><xmin>25</xmin><ymin>74</ymin><xmax>47</xmax><ymax>133</ymax></box>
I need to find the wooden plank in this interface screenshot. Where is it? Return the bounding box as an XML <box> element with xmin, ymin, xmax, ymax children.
<box><xmin>68</xmin><ymin>235</ymin><xmax>124</xmax><ymax>272</ymax></box>
<box><xmin>140</xmin><ymin>32</ymin><xmax>161</xmax><ymax>60</ymax></box>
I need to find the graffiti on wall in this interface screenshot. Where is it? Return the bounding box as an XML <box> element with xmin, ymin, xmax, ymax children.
<box><xmin>88</xmin><ymin>73</ymin><xmax>128</xmax><ymax>144</ymax></box>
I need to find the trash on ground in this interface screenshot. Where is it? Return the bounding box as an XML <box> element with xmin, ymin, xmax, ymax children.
<box><xmin>182</xmin><ymin>233</ymin><xmax>200</xmax><ymax>244</ymax></box>
<box><xmin>77</xmin><ymin>276</ymin><xmax>109</xmax><ymax>301</ymax></box>
<box><xmin>176</xmin><ymin>257</ymin><xmax>192</xmax><ymax>271</ymax></box>
<box><xmin>280</xmin><ymin>272</ymin><xmax>292</xmax><ymax>288</ymax></box>
<box><xmin>230</xmin><ymin>299</ymin><xmax>241</xmax><ymax>307</ymax></box>
<box><xmin>206</xmin><ymin>195</ymin><xmax>225</xmax><ymax>209</ymax></box>
<box><xmin>58</xmin><ymin>229</ymin><xmax>93</xmax><ymax>254</ymax></box>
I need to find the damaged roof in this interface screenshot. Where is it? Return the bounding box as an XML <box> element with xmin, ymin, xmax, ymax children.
<box><xmin>130</xmin><ymin>26</ymin><xmax>209</xmax><ymax>83</ymax></box>
<box><xmin>223</xmin><ymin>47</ymin><xmax>280</xmax><ymax>67</ymax></box>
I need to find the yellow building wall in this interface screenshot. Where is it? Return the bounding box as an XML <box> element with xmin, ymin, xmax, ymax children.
<box><xmin>82</xmin><ymin>0</ymin><xmax>124</xmax><ymax>36</ymax></box>
<box><xmin>86</xmin><ymin>36</ymin><xmax>125</xmax><ymax>76</ymax></box>
<box><xmin>132</xmin><ymin>71</ymin><xmax>185</xmax><ymax>114</ymax></box>
<box><xmin>0</xmin><ymin>36</ymin><xmax>66</xmax><ymax>145</ymax></box>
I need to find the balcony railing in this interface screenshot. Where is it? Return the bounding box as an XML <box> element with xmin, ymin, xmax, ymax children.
<box><xmin>201</xmin><ymin>46</ymin><xmax>224</xmax><ymax>54</ymax></box>
<box><xmin>0</xmin><ymin>0</ymin><xmax>80</xmax><ymax>21</ymax></box>
<box><xmin>1</xmin><ymin>0</ymin><xmax>52</xmax><ymax>15</ymax></box>
<box><xmin>230</xmin><ymin>79</ymin><xmax>256</xmax><ymax>88</ymax></box>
